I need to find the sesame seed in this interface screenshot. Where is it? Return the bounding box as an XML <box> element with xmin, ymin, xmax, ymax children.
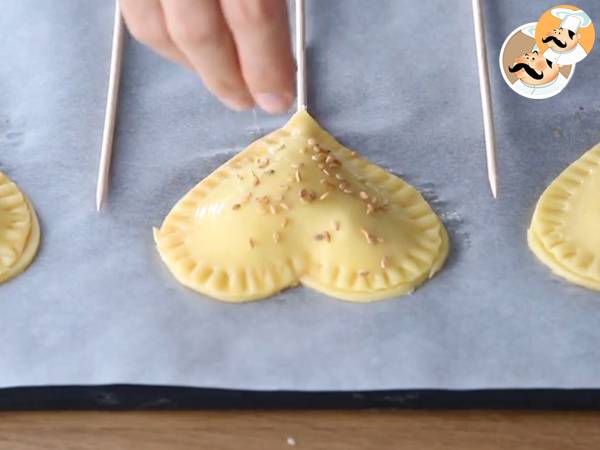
<box><xmin>360</xmin><ymin>228</ymin><xmax>376</xmax><ymax>245</ymax></box>
<box><xmin>343</xmin><ymin>189</ymin><xmax>353</xmax><ymax>195</ymax></box>
<box><xmin>300</xmin><ymin>189</ymin><xmax>316</xmax><ymax>203</ymax></box>
<box><xmin>380</xmin><ymin>256</ymin><xmax>390</xmax><ymax>270</ymax></box>
<box><xmin>338</xmin><ymin>182</ymin><xmax>349</xmax><ymax>190</ymax></box>
<box><xmin>377</xmin><ymin>236</ymin><xmax>385</xmax><ymax>244</ymax></box>
<box><xmin>325</xmin><ymin>155</ymin><xmax>334</xmax><ymax>164</ymax></box>
<box><xmin>350</xmin><ymin>151</ymin><xmax>358</xmax><ymax>158</ymax></box>
<box><xmin>359</xmin><ymin>191</ymin><xmax>369</xmax><ymax>200</ymax></box>
<box><xmin>256</xmin><ymin>157</ymin><xmax>270</xmax><ymax>169</ymax></box>
<box><xmin>366</xmin><ymin>203</ymin><xmax>375</xmax><ymax>215</ymax></box>
<box><xmin>307</xmin><ymin>138</ymin><xmax>317</xmax><ymax>146</ymax></box>
<box><xmin>312</xmin><ymin>154</ymin><xmax>323</xmax><ymax>162</ymax></box>
<box><xmin>323</xmin><ymin>231</ymin><xmax>331</xmax><ymax>242</ymax></box>
<box><xmin>314</xmin><ymin>233</ymin><xmax>325</xmax><ymax>241</ymax></box>
<box><xmin>251</xmin><ymin>171</ymin><xmax>260</xmax><ymax>186</ymax></box>
<box><xmin>249</xmin><ymin>238</ymin><xmax>255</xmax><ymax>248</ymax></box>
<box><xmin>335</xmin><ymin>173</ymin><xmax>344</xmax><ymax>180</ymax></box>
<box><xmin>273</xmin><ymin>232</ymin><xmax>281</xmax><ymax>243</ymax></box>
<box><xmin>280</xmin><ymin>202</ymin><xmax>290</xmax><ymax>210</ymax></box>
<box><xmin>319</xmin><ymin>192</ymin><xmax>330</xmax><ymax>200</ymax></box>
<box><xmin>312</xmin><ymin>146</ymin><xmax>321</xmax><ymax>153</ymax></box>
<box><xmin>232</xmin><ymin>203</ymin><xmax>241</xmax><ymax>210</ymax></box>
<box><xmin>281</xmin><ymin>217</ymin><xmax>289</xmax><ymax>228</ymax></box>
<box><xmin>321</xmin><ymin>168</ymin><xmax>331</xmax><ymax>176</ymax></box>
<box><xmin>256</xmin><ymin>195</ymin><xmax>270</xmax><ymax>205</ymax></box>
<box><xmin>318</xmin><ymin>163</ymin><xmax>325</xmax><ymax>169</ymax></box>
<box><xmin>270</xmin><ymin>205</ymin><xmax>277</xmax><ymax>215</ymax></box>
<box><xmin>295</xmin><ymin>169</ymin><xmax>302</xmax><ymax>183</ymax></box>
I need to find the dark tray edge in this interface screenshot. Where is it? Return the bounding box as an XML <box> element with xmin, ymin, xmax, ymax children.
<box><xmin>2</xmin><ymin>386</ymin><xmax>600</xmax><ymax>410</ymax></box>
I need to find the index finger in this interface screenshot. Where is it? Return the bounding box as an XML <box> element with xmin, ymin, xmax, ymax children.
<box><xmin>221</xmin><ymin>0</ymin><xmax>296</xmax><ymax>114</ymax></box>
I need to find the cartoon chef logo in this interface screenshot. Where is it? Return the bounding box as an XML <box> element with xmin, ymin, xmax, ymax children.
<box><xmin>499</xmin><ymin>5</ymin><xmax>594</xmax><ymax>100</ymax></box>
<box><xmin>500</xmin><ymin>23</ymin><xmax>574</xmax><ymax>99</ymax></box>
<box><xmin>537</xmin><ymin>7</ymin><xmax>595</xmax><ymax>65</ymax></box>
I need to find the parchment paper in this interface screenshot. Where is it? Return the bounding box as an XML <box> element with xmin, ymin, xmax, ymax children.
<box><xmin>1</xmin><ymin>0</ymin><xmax>600</xmax><ymax>390</ymax></box>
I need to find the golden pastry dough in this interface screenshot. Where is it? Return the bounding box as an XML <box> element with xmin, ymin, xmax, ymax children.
<box><xmin>0</xmin><ymin>171</ymin><xmax>40</xmax><ymax>284</ymax></box>
<box><xmin>528</xmin><ymin>142</ymin><xmax>600</xmax><ymax>291</ymax></box>
<box><xmin>154</xmin><ymin>111</ymin><xmax>449</xmax><ymax>302</ymax></box>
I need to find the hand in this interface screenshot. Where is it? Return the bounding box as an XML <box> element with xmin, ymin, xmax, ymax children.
<box><xmin>121</xmin><ymin>0</ymin><xmax>296</xmax><ymax>114</ymax></box>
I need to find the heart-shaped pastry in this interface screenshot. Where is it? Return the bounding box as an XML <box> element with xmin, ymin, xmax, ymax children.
<box><xmin>0</xmin><ymin>171</ymin><xmax>40</xmax><ymax>284</ymax></box>
<box><xmin>154</xmin><ymin>111</ymin><xmax>449</xmax><ymax>302</ymax></box>
<box><xmin>528</xmin><ymin>142</ymin><xmax>600</xmax><ymax>290</ymax></box>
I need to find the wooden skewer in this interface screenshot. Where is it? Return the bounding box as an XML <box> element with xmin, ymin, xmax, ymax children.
<box><xmin>471</xmin><ymin>0</ymin><xmax>498</xmax><ymax>199</ymax></box>
<box><xmin>295</xmin><ymin>0</ymin><xmax>307</xmax><ymax>112</ymax></box>
<box><xmin>96</xmin><ymin>0</ymin><xmax>125</xmax><ymax>211</ymax></box>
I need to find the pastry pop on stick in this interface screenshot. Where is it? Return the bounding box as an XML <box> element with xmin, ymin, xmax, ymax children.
<box><xmin>0</xmin><ymin>172</ymin><xmax>40</xmax><ymax>284</ymax></box>
<box><xmin>528</xmin><ymin>143</ymin><xmax>600</xmax><ymax>291</ymax></box>
<box><xmin>153</xmin><ymin>0</ymin><xmax>449</xmax><ymax>302</ymax></box>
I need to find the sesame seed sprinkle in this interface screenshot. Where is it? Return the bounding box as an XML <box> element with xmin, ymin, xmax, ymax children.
<box><xmin>380</xmin><ymin>256</ymin><xmax>390</xmax><ymax>270</ymax></box>
<box><xmin>295</xmin><ymin>169</ymin><xmax>302</xmax><ymax>183</ymax></box>
<box><xmin>249</xmin><ymin>238</ymin><xmax>255</xmax><ymax>248</ymax></box>
<box><xmin>359</xmin><ymin>191</ymin><xmax>369</xmax><ymax>200</ymax></box>
<box><xmin>273</xmin><ymin>232</ymin><xmax>281</xmax><ymax>243</ymax></box>
<box><xmin>307</xmin><ymin>138</ymin><xmax>317</xmax><ymax>146</ymax></box>
<box><xmin>232</xmin><ymin>203</ymin><xmax>241</xmax><ymax>210</ymax></box>
<box><xmin>319</xmin><ymin>192</ymin><xmax>330</xmax><ymax>200</ymax></box>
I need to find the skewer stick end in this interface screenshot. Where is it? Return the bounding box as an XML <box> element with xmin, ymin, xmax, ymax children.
<box><xmin>489</xmin><ymin>174</ymin><xmax>498</xmax><ymax>199</ymax></box>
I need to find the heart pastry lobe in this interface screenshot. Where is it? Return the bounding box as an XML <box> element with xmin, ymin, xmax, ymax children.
<box><xmin>528</xmin><ymin>142</ymin><xmax>600</xmax><ymax>291</ymax></box>
<box><xmin>0</xmin><ymin>171</ymin><xmax>40</xmax><ymax>284</ymax></box>
<box><xmin>154</xmin><ymin>111</ymin><xmax>449</xmax><ymax>302</ymax></box>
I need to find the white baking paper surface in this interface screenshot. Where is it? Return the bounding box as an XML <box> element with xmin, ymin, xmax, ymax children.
<box><xmin>1</xmin><ymin>0</ymin><xmax>600</xmax><ymax>390</ymax></box>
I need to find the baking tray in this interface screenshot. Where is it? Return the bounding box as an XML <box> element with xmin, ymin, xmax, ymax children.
<box><xmin>1</xmin><ymin>0</ymin><xmax>600</xmax><ymax>395</ymax></box>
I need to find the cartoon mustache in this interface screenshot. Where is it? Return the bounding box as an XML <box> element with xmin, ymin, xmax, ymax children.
<box><xmin>508</xmin><ymin>63</ymin><xmax>545</xmax><ymax>80</ymax></box>
<box><xmin>542</xmin><ymin>35</ymin><xmax>567</xmax><ymax>48</ymax></box>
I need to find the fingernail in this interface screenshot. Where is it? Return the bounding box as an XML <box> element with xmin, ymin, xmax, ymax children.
<box><xmin>221</xmin><ymin>97</ymin><xmax>253</xmax><ymax>112</ymax></box>
<box><xmin>255</xmin><ymin>92</ymin><xmax>293</xmax><ymax>114</ymax></box>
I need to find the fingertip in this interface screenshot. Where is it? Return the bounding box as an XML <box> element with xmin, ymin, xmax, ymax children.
<box><xmin>254</xmin><ymin>92</ymin><xmax>294</xmax><ymax>114</ymax></box>
<box><xmin>220</xmin><ymin>96</ymin><xmax>255</xmax><ymax>112</ymax></box>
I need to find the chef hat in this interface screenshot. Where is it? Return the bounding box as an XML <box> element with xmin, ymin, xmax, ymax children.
<box><xmin>551</xmin><ymin>8</ymin><xmax>592</xmax><ymax>33</ymax></box>
<box><xmin>521</xmin><ymin>22</ymin><xmax>538</xmax><ymax>39</ymax></box>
